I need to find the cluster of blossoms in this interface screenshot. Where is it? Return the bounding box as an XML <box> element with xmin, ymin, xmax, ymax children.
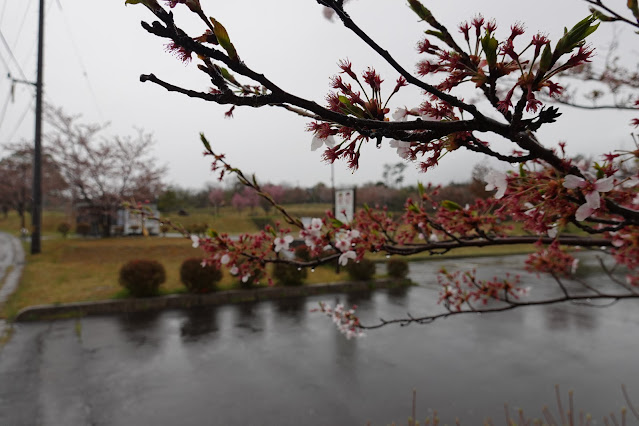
<box><xmin>307</xmin><ymin>60</ymin><xmax>409</xmax><ymax>170</ymax></box>
<box><xmin>312</xmin><ymin>302</ymin><xmax>365</xmax><ymax>339</ymax></box>
<box><xmin>524</xmin><ymin>241</ymin><xmax>580</xmax><ymax>277</ymax></box>
<box><xmin>481</xmin><ymin>146</ymin><xmax>638</xmax><ymax>283</ymax></box>
<box><xmin>437</xmin><ymin>268</ymin><xmax>527</xmax><ymax>311</ymax></box>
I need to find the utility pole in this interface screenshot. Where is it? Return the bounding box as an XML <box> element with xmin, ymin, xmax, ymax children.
<box><xmin>31</xmin><ymin>0</ymin><xmax>45</xmax><ymax>254</ymax></box>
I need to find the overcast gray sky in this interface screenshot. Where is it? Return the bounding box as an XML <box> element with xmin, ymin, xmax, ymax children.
<box><xmin>0</xmin><ymin>0</ymin><xmax>637</xmax><ymax>190</ymax></box>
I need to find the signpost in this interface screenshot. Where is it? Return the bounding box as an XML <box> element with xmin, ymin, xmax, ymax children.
<box><xmin>334</xmin><ymin>188</ymin><xmax>355</xmax><ymax>223</ymax></box>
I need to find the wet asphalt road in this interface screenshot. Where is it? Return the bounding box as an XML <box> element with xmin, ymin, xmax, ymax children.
<box><xmin>1</xmin><ymin>255</ymin><xmax>638</xmax><ymax>425</ymax></box>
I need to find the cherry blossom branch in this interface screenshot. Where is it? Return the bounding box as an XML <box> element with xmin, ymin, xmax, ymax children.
<box><xmin>550</xmin><ymin>99</ymin><xmax>639</xmax><ymax>111</ymax></box>
<box><xmin>359</xmin><ymin>292</ymin><xmax>638</xmax><ymax>329</ymax></box>
<box><xmin>585</xmin><ymin>0</ymin><xmax>639</xmax><ymax>29</ymax></box>
<box><xmin>381</xmin><ymin>236</ymin><xmax>612</xmax><ymax>256</ymax></box>
<box><xmin>126</xmin><ymin>1</ymin><xmax>639</xmax><ymax>335</ymax></box>
<box><xmin>139</xmin><ymin>11</ymin><xmax>506</xmax><ymax>138</ymax></box>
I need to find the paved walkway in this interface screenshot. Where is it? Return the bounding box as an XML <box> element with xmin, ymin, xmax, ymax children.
<box><xmin>0</xmin><ymin>232</ymin><xmax>25</xmax><ymax>336</ymax></box>
<box><xmin>0</xmin><ymin>232</ymin><xmax>25</xmax><ymax>305</ymax></box>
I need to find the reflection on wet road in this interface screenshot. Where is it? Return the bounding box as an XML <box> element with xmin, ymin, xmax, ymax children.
<box><xmin>1</xmin><ymin>255</ymin><xmax>638</xmax><ymax>425</ymax></box>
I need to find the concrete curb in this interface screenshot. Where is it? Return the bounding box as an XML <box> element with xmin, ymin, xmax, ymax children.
<box><xmin>14</xmin><ymin>279</ymin><xmax>413</xmax><ymax>322</ymax></box>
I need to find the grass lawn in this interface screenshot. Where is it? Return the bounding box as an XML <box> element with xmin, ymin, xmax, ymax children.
<box><xmin>0</xmin><ymin>205</ymin><xmax>542</xmax><ymax>320</ymax></box>
<box><xmin>162</xmin><ymin>204</ymin><xmax>332</xmax><ymax>234</ymax></box>
<box><xmin>0</xmin><ymin>204</ymin><xmax>333</xmax><ymax>237</ymax></box>
<box><xmin>0</xmin><ymin>210</ymin><xmax>71</xmax><ymax>237</ymax></box>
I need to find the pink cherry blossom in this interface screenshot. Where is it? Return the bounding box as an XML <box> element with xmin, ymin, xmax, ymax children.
<box><xmin>191</xmin><ymin>235</ymin><xmax>200</xmax><ymax>248</ymax></box>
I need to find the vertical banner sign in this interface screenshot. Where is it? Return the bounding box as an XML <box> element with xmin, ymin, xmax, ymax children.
<box><xmin>335</xmin><ymin>188</ymin><xmax>355</xmax><ymax>223</ymax></box>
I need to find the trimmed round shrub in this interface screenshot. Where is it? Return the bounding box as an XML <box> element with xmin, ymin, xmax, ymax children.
<box><xmin>57</xmin><ymin>222</ymin><xmax>71</xmax><ymax>238</ymax></box>
<box><xmin>185</xmin><ymin>223</ymin><xmax>208</xmax><ymax>236</ymax></box>
<box><xmin>345</xmin><ymin>258</ymin><xmax>376</xmax><ymax>281</ymax></box>
<box><xmin>76</xmin><ymin>222</ymin><xmax>91</xmax><ymax>237</ymax></box>
<box><xmin>180</xmin><ymin>258</ymin><xmax>223</xmax><ymax>294</ymax></box>
<box><xmin>273</xmin><ymin>263</ymin><xmax>307</xmax><ymax>287</ymax></box>
<box><xmin>119</xmin><ymin>259</ymin><xmax>166</xmax><ymax>297</ymax></box>
<box><xmin>387</xmin><ymin>258</ymin><xmax>409</xmax><ymax>279</ymax></box>
<box><xmin>159</xmin><ymin>224</ymin><xmax>170</xmax><ymax>236</ymax></box>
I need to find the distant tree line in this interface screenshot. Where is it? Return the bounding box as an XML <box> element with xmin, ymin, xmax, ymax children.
<box><xmin>157</xmin><ymin>163</ymin><xmax>492</xmax><ymax>215</ymax></box>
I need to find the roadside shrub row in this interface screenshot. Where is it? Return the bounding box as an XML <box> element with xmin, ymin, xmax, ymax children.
<box><xmin>118</xmin><ymin>256</ymin><xmax>409</xmax><ymax>298</ymax></box>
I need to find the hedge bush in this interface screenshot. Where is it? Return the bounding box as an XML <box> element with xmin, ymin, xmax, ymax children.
<box><xmin>57</xmin><ymin>222</ymin><xmax>71</xmax><ymax>238</ymax></box>
<box><xmin>180</xmin><ymin>258</ymin><xmax>223</xmax><ymax>294</ymax></box>
<box><xmin>345</xmin><ymin>258</ymin><xmax>376</xmax><ymax>281</ymax></box>
<box><xmin>159</xmin><ymin>224</ymin><xmax>170</xmax><ymax>236</ymax></box>
<box><xmin>294</xmin><ymin>244</ymin><xmax>311</xmax><ymax>261</ymax></box>
<box><xmin>387</xmin><ymin>258</ymin><xmax>409</xmax><ymax>279</ymax></box>
<box><xmin>272</xmin><ymin>263</ymin><xmax>307</xmax><ymax>286</ymax></box>
<box><xmin>119</xmin><ymin>259</ymin><xmax>166</xmax><ymax>297</ymax></box>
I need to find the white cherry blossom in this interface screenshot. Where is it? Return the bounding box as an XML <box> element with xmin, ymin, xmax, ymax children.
<box><xmin>563</xmin><ymin>175</ymin><xmax>615</xmax><ymax>221</ymax></box>
<box><xmin>484</xmin><ymin>170</ymin><xmax>508</xmax><ymax>199</ymax></box>
<box><xmin>311</xmin><ymin>135</ymin><xmax>336</xmax><ymax>151</ymax></box>
<box><xmin>273</xmin><ymin>234</ymin><xmax>294</xmax><ymax>252</ymax></box>
<box><xmin>389</xmin><ymin>139</ymin><xmax>411</xmax><ymax>159</ymax></box>
<box><xmin>338</xmin><ymin>250</ymin><xmax>357</xmax><ymax>266</ymax></box>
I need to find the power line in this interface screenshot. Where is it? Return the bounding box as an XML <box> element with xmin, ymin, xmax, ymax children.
<box><xmin>0</xmin><ymin>1</ymin><xmax>7</xmax><ymax>26</ymax></box>
<box><xmin>5</xmin><ymin>98</ymin><xmax>34</xmax><ymax>144</ymax></box>
<box><xmin>0</xmin><ymin>49</ymin><xmax>9</xmax><ymax>73</ymax></box>
<box><xmin>0</xmin><ymin>86</ymin><xmax>12</xmax><ymax>130</ymax></box>
<box><xmin>0</xmin><ymin>27</ymin><xmax>28</xmax><ymax>81</ymax></box>
<box><xmin>12</xmin><ymin>0</ymin><xmax>34</xmax><ymax>49</ymax></box>
<box><xmin>55</xmin><ymin>0</ymin><xmax>104</xmax><ymax>120</ymax></box>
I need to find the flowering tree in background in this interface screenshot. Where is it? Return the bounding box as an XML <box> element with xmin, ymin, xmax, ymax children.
<box><xmin>230</xmin><ymin>186</ymin><xmax>259</xmax><ymax>214</ymax></box>
<box><xmin>258</xmin><ymin>184</ymin><xmax>285</xmax><ymax>214</ymax></box>
<box><xmin>0</xmin><ymin>143</ymin><xmax>67</xmax><ymax>230</ymax></box>
<box><xmin>125</xmin><ymin>0</ymin><xmax>638</xmax><ymax>334</ymax></box>
<box><xmin>45</xmin><ymin>105</ymin><xmax>166</xmax><ymax>236</ymax></box>
<box><xmin>207</xmin><ymin>186</ymin><xmax>224</xmax><ymax>216</ymax></box>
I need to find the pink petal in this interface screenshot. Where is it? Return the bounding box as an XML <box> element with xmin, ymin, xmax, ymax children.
<box><xmin>575</xmin><ymin>203</ymin><xmax>594</xmax><ymax>221</ymax></box>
